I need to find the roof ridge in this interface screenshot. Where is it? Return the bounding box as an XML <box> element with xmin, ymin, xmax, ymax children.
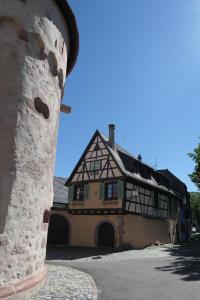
<box><xmin>99</xmin><ymin>131</ymin><xmax>155</xmax><ymax>171</ymax></box>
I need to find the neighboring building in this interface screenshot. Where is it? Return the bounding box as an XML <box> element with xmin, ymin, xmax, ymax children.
<box><xmin>47</xmin><ymin>177</ymin><xmax>69</xmax><ymax>245</ymax></box>
<box><xmin>158</xmin><ymin>170</ymin><xmax>191</xmax><ymax>241</ymax></box>
<box><xmin>53</xmin><ymin>176</ymin><xmax>68</xmax><ymax>207</ymax></box>
<box><xmin>48</xmin><ymin>125</ymin><xmax>190</xmax><ymax>248</ymax></box>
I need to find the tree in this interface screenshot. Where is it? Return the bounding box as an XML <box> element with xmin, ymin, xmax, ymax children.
<box><xmin>190</xmin><ymin>192</ymin><xmax>200</xmax><ymax>224</ymax></box>
<box><xmin>188</xmin><ymin>141</ymin><xmax>200</xmax><ymax>190</ymax></box>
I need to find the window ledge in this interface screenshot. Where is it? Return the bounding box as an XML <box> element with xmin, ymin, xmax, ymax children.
<box><xmin>103</xmin><ymin>200</ymin><xmax>119</xmax><ymax>204</ymax></box>
<box><xmin>71</xmin><ymin>201</ymin><xmax>85</xmax><ymax>205</ymax></box>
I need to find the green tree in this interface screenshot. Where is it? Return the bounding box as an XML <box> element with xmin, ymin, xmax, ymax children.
<box><xmin>190</xmin><ymin>192</ymin><xmax>200</xmax><ymax>224</ymax></box>
<box><xmin>188</xmin><ymin>141</ymin><xmax>200</xmax><ymax>190</ymax></box>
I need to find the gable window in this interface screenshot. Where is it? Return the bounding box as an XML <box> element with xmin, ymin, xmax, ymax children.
<box><xmin>90</xmin><ymin>160</ymin><xmax>101</xmax><ymax>171</ymax></box>
<box><xmin>105</xmin><ymin>182</ymin><xmax>118</xmax><ymax>200</ymax></box>
<box><xmin>74</xmin><ymin>184</ymin><xmax>84</xmax><ymax>201</ymax></box>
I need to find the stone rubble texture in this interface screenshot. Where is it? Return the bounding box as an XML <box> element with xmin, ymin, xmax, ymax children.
<box><xmin>30</xmin><ymin>265</ymin><xmax>96</xmax><ymax>300</ymax></box>
<box><xmin>0</xmin><ymin>0</ymin><xmax>69</xmax><ymax>292</ymax></box>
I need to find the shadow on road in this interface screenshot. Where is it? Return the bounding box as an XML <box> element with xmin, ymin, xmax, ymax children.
<box><xmin>156</xmin><ymin>235</ymin><xmax>200</xmax><ymax>281</ymax></box>
<box><xmin>46</xmin><ymin>245</ymin><xmax>122</xmax><ymax>260</ymax></box>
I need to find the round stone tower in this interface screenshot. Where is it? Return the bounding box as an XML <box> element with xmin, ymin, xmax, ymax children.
<box><xmin>0</xmin><ymin>0</ymin><xmax>78</xmax><ymax>299</ymax></box>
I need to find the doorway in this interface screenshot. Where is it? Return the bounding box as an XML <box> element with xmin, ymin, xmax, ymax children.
<box><xmin>98</xmin><ymin>222</ymin><xmax>115</xmax><ymax>248</ymax></box>
<box><xmin>47</xmin><ymin>214</ymin><xmax>69</xmax><ymax>245</ymax></box>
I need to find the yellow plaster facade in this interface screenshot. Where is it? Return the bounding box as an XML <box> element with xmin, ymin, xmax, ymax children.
<box><xmin>69</xmin><ymin>182</ymin><xmax>123</xmax><ymax>210</ymax></box>
<box><xmin>50</xmin><ymin>209</ymin><xmax>178</xmax><ymax>248</ymax></box>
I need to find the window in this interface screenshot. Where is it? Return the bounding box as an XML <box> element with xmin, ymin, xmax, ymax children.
<box><xmin>169</xmin><ymin>197</ymin><xmax>172</xmax><ymax>213</ymax></box>
<box><xmin>169</xmin><ymin>197</ymin><xmax>177</xmax><ymax>214</ymax></box>
<box><xmin>90</xmin><ymin>160</ymin><xmax>101</xmax><ymax>171</ymax></box>
<box><xmin>154</xmin><ymin>191</ymin><xmax>159</xmax><ymax>208</ymax></box>
<box><xmin>105</xmin><ymin>182</ymin><xmax>118</xmax><ymax>199</ymax></box>
<box><xmin>74</xmin><ymin>184</ymin><xmax>84</xmax><ymax>201</ymax></box>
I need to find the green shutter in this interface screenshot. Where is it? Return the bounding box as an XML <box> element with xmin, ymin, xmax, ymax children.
<box><xmin>84</xmin><ymin>184</ymin><xmax>89</xmax><ymax>200</ymax></box>
<box><xmin>68</xmin><ymin>185</ymin><xmax>74</xmax><ymax>202</ymax></box>
<box><xmin>99</xmin><ymin>182</ymin><xmax>105</xmax><ymax>201</ymax></box>
<box><xmin>117</xmin><ymin>180</ymin><xmax>124</xmax><ymax>199</ymax></box>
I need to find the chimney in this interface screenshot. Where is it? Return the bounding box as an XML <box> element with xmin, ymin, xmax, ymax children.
<box><xmin>108</xmin><ymin>124</ymin><xmax>115</xmax><ymax>149</ymax></box>
<box><xmin>138</xmin><ymin>154</ymin><xmax>142</xmax><ymax>161</ymax></box>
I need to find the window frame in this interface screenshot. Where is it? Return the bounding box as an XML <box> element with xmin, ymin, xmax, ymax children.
<box><xmin>90</xmin><ymin>160</ymin><xmax>102</xmax><ymax>172</ymax></box>
<box><xmin>73</xmin><ymin>184</ymin><xmax>85</xmax><ymax>201</ymax></box>
<box><xmin>105</xmin><ymin>181</ymin><xmax>118</xmax><ymax>200</ymax></box>
<box><xmin>154</xmin><ymin>191</ymin><xmax>159</xmax><ymax>208</ymax></box>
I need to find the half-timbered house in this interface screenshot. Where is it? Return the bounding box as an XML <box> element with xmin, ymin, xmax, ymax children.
<box><xmin>57</xmin><ymin>124</ymin><xmax>189</xmax><ymax>249</ymax></box>
<box><xmin>48</xmin><ymin>124</ymin><xmax>188</xmax><ymax>248</ymax></box>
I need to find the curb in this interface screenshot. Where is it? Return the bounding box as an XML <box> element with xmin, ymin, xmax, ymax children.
<box><xmin>86</xmin><ymin>273</ymin><xmax>98</xmax><ymax>300</ymax></box>
<box><xmin>0</xmin><ymin>267</ymin><xmax>47</xmax><ymax>300</ymax></box>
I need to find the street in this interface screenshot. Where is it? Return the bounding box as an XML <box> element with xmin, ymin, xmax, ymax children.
<box><xmin>47</xmin><ymin>239</ymin><xmax>200</xmax><ymax>300</ymax></box>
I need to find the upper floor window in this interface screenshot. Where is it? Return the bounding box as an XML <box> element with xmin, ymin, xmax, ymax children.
<box><xmin>169</xmin><ymin>197</ymin><xmax>177</xmax><ymax>214</ymax></box>
<box><xmin>74</xmin><ymin>184</ymin><xmax>84</xmax><ymax>201</ymax></box>
<box><xmin>154</xmin><ymin>191</ymin><xmax>159</xmax><ymax>208</ymax></box>
<box><xmin>105</xmin><ymin>182</ymin><xmax>118</xmax><ymax>200</ymax></box>
<box><xmin>90</xmin><ymin>160</ymin><xmax>101</xmax><ymax>171</ymax></box>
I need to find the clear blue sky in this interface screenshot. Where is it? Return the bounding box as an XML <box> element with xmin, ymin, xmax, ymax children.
<box><xmin>55</xmin><ymin>0</ymin><xmax>200</xmax><ymax>192</ymax></box>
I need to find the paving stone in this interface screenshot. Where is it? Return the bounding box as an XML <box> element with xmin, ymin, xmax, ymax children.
<box><xmin>30</xmin><ymin>265</ymin><xmax>97</xmax><ymax>300</ymax></box>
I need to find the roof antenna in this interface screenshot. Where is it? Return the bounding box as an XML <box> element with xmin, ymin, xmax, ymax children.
<box><xmin>152</xmin><ymin>156</ymin><xmax>159</xmax><ymax>169</ymax></box>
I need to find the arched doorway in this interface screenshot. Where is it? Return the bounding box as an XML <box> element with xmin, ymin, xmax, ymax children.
<box><xmin>47</xmin><ymin>214</ymin><xmax>68</xmax><ymax>245</ymax></box>
<box><xmin>98</xmin><ymin>222</ymin><xmax>115</xmax><ymax>248</ymax></box>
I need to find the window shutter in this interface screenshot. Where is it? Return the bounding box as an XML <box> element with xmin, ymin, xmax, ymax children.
<box><xmin>99</xmin><ymin>182</ymin><xmax>105</xmax><ymax>201</ymax></box>
<box><xmin>117</xmin><ymin>180</ymin><xmax>124</xmax><ymax>199</ymax></box>
<box><xmin>84</xmin><ymin>184</ymin><xmax>89</xmax><ymax>200</ymax></box>
<box><xmin>68</xmin><ymin>185</ymin><xmax>74</xmax><ymax>202</ymax></box>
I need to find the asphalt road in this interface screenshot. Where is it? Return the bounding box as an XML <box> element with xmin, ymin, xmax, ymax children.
<box><xmin>47</xmin><ymin>242</ymin><xmax>200</xmax><ymax>300</ymax></box>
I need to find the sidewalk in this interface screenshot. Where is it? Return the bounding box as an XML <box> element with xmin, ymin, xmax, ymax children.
<box><xmin>30</xmin><ymin>265</ymin><xmax>98</xmax><ymax>300</ymax></box>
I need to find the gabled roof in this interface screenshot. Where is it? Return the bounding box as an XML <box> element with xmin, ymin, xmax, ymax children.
<box><xmin>66</xmin><ymin>129</ymin><xmax>187</xmax><ymax>199</ymax></box>
<box><xmin>66</xmin><ymin>130</ymin><xmax>100</xmax><ymax>183</ymax></box>
<box><xmin>157</xmin><ymin>169</ymin><xmax>187</xmax><ymax>198</ymax></box>
<box><xmin>99</xmin><ymin>132</ymin><xmax>175</xmax><ymax>195</ymax></box>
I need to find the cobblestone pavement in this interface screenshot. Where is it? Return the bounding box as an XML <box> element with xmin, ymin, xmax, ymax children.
<box><xmin>30</xmin><ymin>265</ymin><xmax>97</xmax><ymax>300</ymax></box>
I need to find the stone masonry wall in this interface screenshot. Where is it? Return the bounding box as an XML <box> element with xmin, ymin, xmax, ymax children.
<box><xmin>0</xmin><ymin>0</ymin><xmax>69</xmax><ymax>289</ymax></box>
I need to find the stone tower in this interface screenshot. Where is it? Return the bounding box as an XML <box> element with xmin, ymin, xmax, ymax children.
<box><xmin>0</xmin><ymin>0</ymin><xmax>78</xmax><ymax>299</ymax></box>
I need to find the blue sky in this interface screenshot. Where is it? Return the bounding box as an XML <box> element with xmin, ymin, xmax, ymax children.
<box><xmin>55</xmin><ymin>0</ymin><xmax>200</xmax><ymax>192</ymax></box>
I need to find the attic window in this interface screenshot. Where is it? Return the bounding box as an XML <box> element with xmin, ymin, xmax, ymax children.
<box><xmin>139</xmin><ymin>166</ymin><xmax>146</xmax><ymax>178</ymax></box>
<box><xmin>134</xmin><ymin>162</ymin><xmax>139</xmax><ymax>173</ymax></box>
<box><xmin>90</xmin><ymin>160</ymin><xmax>101</xmax><ymax>171</ymax></box>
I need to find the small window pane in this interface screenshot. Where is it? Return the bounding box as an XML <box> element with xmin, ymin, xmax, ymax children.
<box><xmin>105</xmin><ymin>182</ymin><xmax>118</xmax><ymax>199</ymax></box>
<box><xmin>95</xmin><ymin>161</ymin><xmax>101</xmax><ymax>170</ymax></box>
<box><xmin>90</xmin><ymin>160</ymin><xmax>101</xmax><ymax>171</ymax></box>
<box><xmin>90</xmin><ymin>162</ymin><xmax>95</xmax><ymax>171</ymax></box>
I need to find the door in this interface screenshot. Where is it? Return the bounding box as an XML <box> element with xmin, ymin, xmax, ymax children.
<box><xmin>47</xmin><ymin>214</ymin><xmax>68</xmax><ymax>245</ymax></box>
<box><xmin>98</xmin><ymin>222</ymin><xmax>115</xmax><ymax>248</ymax></box>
